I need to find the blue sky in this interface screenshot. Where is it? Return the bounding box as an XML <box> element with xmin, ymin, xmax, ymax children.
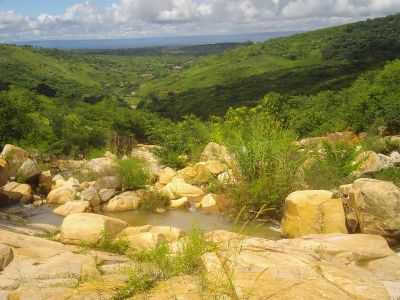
<box><xmin>1</xmin><ymin>0</ymin><xmax>399</xmax><ymax>41</ymax></box>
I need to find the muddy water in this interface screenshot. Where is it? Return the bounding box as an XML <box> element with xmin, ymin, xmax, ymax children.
<box><xmin>20</xmin><ymin>205</ymin><xmax>281</xmax><ymax>240</ymax></box>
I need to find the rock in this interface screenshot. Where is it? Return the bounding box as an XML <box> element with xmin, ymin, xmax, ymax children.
<box><xmin>53</xmin><ymin>201</ymin><xmax>91</xmax><ymax>217</ymax></box>
<box><xmin>16</xmin><ymin>158</ymin><xmax>40</xmax><ymax>183</ymax></box>
<box><xmin>38</xmin><ymin>171</ymin><xmax>52</xmax><ymax>195</ymax></box>
<box><xmin>93</xmin><ymin>176</ymin><xmax>121</xmax><ymax>190</ymax></box>
<box><xmin>170</xmin><ymin>197</ymin><xmax>189</xmax><ymax>209</ymax></box>
<box><xmin>0</xmin><ymin>244</ymin><xmax>13</xmax><ymax>271</ymax></box>
<box><xmin>55</xmin><ymin>159</ymin><xmax>86</xmax><ymax>173</ymax></box>
<box><xmin>102</xmin><ymin>191</ymin><xmax>141</xmax><ymax>212</ymax></box>
<box><xmin>122</xmin><ymin>232</ymin><xmax>164</xmax><ymax>251</ymax></box>
<box><xmin>390</xmin><ymin>151</ymin><xmax>400</xmax><ymax>164</ymax></box>
<box><xmin>161</xmin><ymin>177</ymin><xmax>204</xmax><ymax>200</ymax></box>
<box><xmin>199</xmin><ymin>194</ymin><xmax>218</xmax><ymax>211</ymax></box>
<box><xmin>2</xmin><ymin>182</ymin><xmax>33</xmax><ymax>204</ymax></box>
<box><xmin>0</xmin><ymin>158</ymin><xmax>8</xmax><ymax>187</ymax></box>
<box><xmin>200</xmin><ymin>142</ymin><xmax>235</xmax><ymax>168</ymax></box>
<box><xmin>340</xmin><ymin>179</ymin><xmax>400</xmax><ymax>243</ymax></box>
<box><xmin>177</xmin><ymin>164</ymin><xmax>213</xmax><ymax>185</ymax></box>
<box><xmin>81</xmin><ymin>187</ymin><xmax>100</xmax><ymax>207</ymax></box>
<box><xmin>86</xmin><ymin>157</ymin><xmax>117</xmax><ymax>177</ymax></box>
<box><xmin>0</xmin><ymin>144</ymin><xmax>29</xmax><ymax>177</ymax></box>
<box><xmin>355</xmin><ymin>151</ymin><xmax>393</xmax><ymax>175</ymax></box>
<box><xmin>202</xmin><ymin>160</ymin><xmax>227</xmax><ymax>175</ymax></box>
<box><xmin>158</xmin><ymin>167</ymin><xmax>176</xmax><ymax>185</ymax></box>
<box><xmin>202</xmin><ymin>233</ymin><xmax>396</xmax><ymax>300</ymax></box>
<box><xmin>60</xmin><ymin>213</ymin><xmax>128</xmax><ymax>245</ymax></box>
<box><xmin>217</xmin><ymin>169</ymin><xmax>236</xmax><ymax>184</ymax></box>
<box><xmin>148</xmin><ymin>226</ymin><xmax>183</xmax><ymax>242</ymax></box>
<box><xmin>282</xmin><ymin>190</ymin><xmax>348</xmax><ymax>238</ymax></box>
<box><xmin>47</xmin><ymin>186</ymin><xmax>76</xmax><ymax>204</ymax></box>
<box><xmin>131</xmin><ymin>144</ymin><xmax>162</xmax><ymax>176</ymax></box>
<box><xmin>52</xmin><ymin>176</ymin><xmax>80</xmax><ymax>191</ymax></box>
<box><xmin>98</xmin><ymin>189</ymin><xmax>118</xmax><ymax>203</ymax></box>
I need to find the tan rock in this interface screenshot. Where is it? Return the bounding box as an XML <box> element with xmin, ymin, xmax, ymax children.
<box><xmin>170</xmin><ymin>197</ymin><xmax>189</xmax><ymax>209</ymax></box>
<box><xmin>177</xmin><ymin>164</ymin><xmax>213</xmax><ymax>185</ymax></box>
<box><xmin>2</xmin><ymin>182</ymin><xmax>33</xmax><ymax>203</ymax></box>
<box><xmin>16</xmin><ymin>158</ymin><xmax>40</xmax><ymax>183</ymax></box>
<box><xmin>86</xmin><ymin>157</ymin><xmax>117</xmax><ymax>177</ymax></box>
<box><xmin>121</xmin><ymin>231</ymin><xmax>164</xmax><ymax>251</ymax></box>
<box><xmin>131</xmin><ymin>144</ymin><xmax>162</xmax><ymax>176</ymax></box>
<box><xmin>161</xmin><ymin>177</ymin><xmax>204</xmax><ymax>200</ymax></box>
<box><xmin>0</xmin><ymin>244</ymin><xmax>13</xmax><ymax>271</ymax></box>
<box><xmin>355</xmin><ymin>151</ymin><xmax>393</xmax><ymax>175</ymax></box>
<box><xmin>0</xmin><ymin>158</ymin><xmax>8</xmax><ymax>187</ymax></box>
<box><xmin>60</xmin><ymin>213</ymin><xmax>128</xmax><ymax>245</ymax></box>
<box><xmin>158</xmin><ymin>167</ymin><xmax>176</xmax><ymax>185</ymax></box>
<box><xmin>93</xmin><ymin>176</ymin><xmax>121</xmax><ymax>190</ymax></box>
<box><xmin>47</xmin><ymin>186</ymin><xmax>76</xmax><ymax>204</ymax></box>
<box><xmin>282</xmin><ymin>190</ymin><xmax>348</xmax><ymax>238</ymax></box>
<box><xmin>200</xmin><ymin>142</ymin><xmax>234</xmax><ymax>168</ymax></box>
<box><xmin>0</xmin><ymin>144</ymin><xmax>29</xmax><ymax>177</ymax></box>
<box><xmin>53</xmin><ymin>201</ymin><xmax>91</xmax><ymax>217</ymax></box>
<box><xmin>102</xmin><ymin>191</ymin><xmax>141</xmax><ymax>212</ymax></box>
<box><xmin>199</xmin><ymin>194</ymin><xmax>218</xmax><ymax>211</ymax></box>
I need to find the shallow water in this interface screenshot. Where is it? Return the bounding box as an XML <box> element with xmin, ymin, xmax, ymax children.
<box><xmin>18</xmin><ymin>205</ymin><xmax>281</xmax><ymax>240</ymax></box>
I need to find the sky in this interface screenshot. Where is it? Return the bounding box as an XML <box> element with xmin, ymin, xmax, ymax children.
<box><xmin>1</xmin><ymin>0</ymin><xmax>400</xmax><ymax>41</ymax></box>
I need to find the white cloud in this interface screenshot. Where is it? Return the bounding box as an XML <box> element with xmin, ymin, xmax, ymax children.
<box><xmin>0</xmin><ymin>0</ymin><xmax>399</xmax><ymax>41</ymax></box>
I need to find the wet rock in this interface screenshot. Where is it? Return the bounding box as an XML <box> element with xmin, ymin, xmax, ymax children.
<box><xmin>282</xmin><ymin>190</ymin><xmax>348</xmax><ymax>238</ymax></box>
<box><xmin>60</xmin><ymin>213</ymin><xmax>128</xmax><ymax>245</ymax></box>
<box><xmin>102</xmin><ymin>191</ymin><xmax>141</xmax><ymax>212</ymax></box>
<box><xmin>161</xmin><ymin>177</ymin><xmax>204</xmax><ymax>200</ymax></box>
<box><xmin>53</xmin><ymin>201</ymin><xmax>91</xmax><ymax>217</ymax></box>
<box><xmin>2</xmin><ymin>182</ymin><xmax>33</xmax><ymax>204</ymax></box>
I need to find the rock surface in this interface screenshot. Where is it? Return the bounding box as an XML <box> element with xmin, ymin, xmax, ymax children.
<box><xmin>53</xmin><ymin>201</ymin><xmax>91</xmax><ymax>217</ymax></box>
<box><xmin>16</xmin><ymin>158</ymin><xmax>41</xmax><ymax>183</ymax></box>
<box><xmin>0</xmin><ymin>159</ymin><xmax>8</xmax><ymax>187</ymax></box>
<box><xmin>2</xmin><ymin>182</ymin><xmax>33</xmax><ymax>204</ymax></box>
<box><xmin>60</xmin><ymin>213</ymin><xmax>128</xmax><ymax>245</ymax></box>
<box><xmin>282</xmin><ymin>190</ymin><xmax>348</xmax><ymax>238</ymax></box>
<box><xmin>0</xmin><ymin>144</ymin><xmax>29</xmax><ymax>178</ymax></box>
<box><xmin>161</xmin><ymin>177</ymin><xmax>204</xmax><ymax>200</ymax></box>
<box><xmin>102</xmin><ymin>191</ymin><xmax>141</xmax><ymax>212</ymax></box>
<box><xmin>0</xmin><ymin>245</ymin><xmax>13</xmax><ymax>271</ymax></box>
<box><xmin>341</xmin><ymin>178</ymin><xmax>400</xmax><ymax>244</ymax></box>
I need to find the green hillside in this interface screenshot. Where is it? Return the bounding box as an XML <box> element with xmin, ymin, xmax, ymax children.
<box><xmin>138</xmin><ymin>14</ymin><xmax>400</xmax><ymax>119</ymax></box>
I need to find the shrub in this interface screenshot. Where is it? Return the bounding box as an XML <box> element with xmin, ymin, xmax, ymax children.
<box><xmin>304</xmin><ymin>141</ymin><xmax>361</xmax><ymax>190</ymax></box>
<box><xmin>117</xmin><ymin>158</ymin><xmax>150</xmax><ymax>190</ymax></box>
<box><xmin>139</xmin><ymin>190</ymin><xmax>170</xmax><ymax>212</ymax></box>
<box><xmin>361</xmin><ymin>134</ymin><xmax>399</xmax><ymax>155</ymax></box>
<box><xmin>212</xmin><ymin>106</ymin><xmax>304</xmax><ymax>217</ymax></box>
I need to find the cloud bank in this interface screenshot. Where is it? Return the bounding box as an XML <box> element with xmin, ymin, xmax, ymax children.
<box><xmin>1</xmin><ymin>0</ymin><xmax>400</xmax><ymax>41</ymax></box>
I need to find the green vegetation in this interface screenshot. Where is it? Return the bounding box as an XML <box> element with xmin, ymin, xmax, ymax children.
<box><xmin>139</xmin><ymin>14</ymin><xmax>400</xmax><ymax>119</ymax></box>
<box><xmin>114</xmin><ymin>228</ymin><xmax>215</xmax><ymax>299</ymax></box>
<box><xmin>139</xmin><ymin>190</ymin><xmax>171</xmax><ymax>212</ymax></box>
<box><xmin>117</xmin><ymin>158</ymin><xmax>150</xmax><ymax>190</ymax></box>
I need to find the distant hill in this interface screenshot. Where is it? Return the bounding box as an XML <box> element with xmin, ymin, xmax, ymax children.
<box><xmin>138</xmin><ymin>14</ymin><xmax>400</xmax><ymax>119</ymax></box>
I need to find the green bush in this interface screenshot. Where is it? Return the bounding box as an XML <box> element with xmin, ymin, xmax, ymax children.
<box><xmin>117</xmin><ymin>158</ymin><xmax>150</xmax><ymax>190</ymax></box>
<box><xmin>361</xmin><ymin>134</ymin><xmax>399</xmax><ymax>155</ymax></box>
<box><xmin>212</xmin><ymin>106</ymin><xmax>304</xmax><ymax>216</ymax></box>
<box><xmin>370</xmin><ymin>167</ymin><xmax>400</xmax><ymax>187</ymax></box>
<box><xmin>304</xmin><ymin>141</ymin><xmax>361</xmax><ymax>190</ymax></box>
<box><xmin>139</xmin><ymin>190</ymin><xmax>171</xmax><ymax>212</ymax></box>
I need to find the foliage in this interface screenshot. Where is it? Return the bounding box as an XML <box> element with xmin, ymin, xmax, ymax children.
<box><xmin>303</xmin><ymin>142</ymin><xmax>361</xmax><ymax>190</ymax></box>
<box><xmin>80</xmin><ymin>231</ymin><xmax>130</xmax><ymax>255</ymax></box>
<box><xmin>369</xmin><ymin>167</ymin><xmax>400</xmax><ymax>187</ymax></box>
<box><xmin>114</xmin><ymin>228</ymin><xmax>215</xmax><ymax>299</ymax></box>
<box><xmin>139</xmin><ymin>190</ymin><xmax>171</xmax><ymax>212</ymax></box>
<box><xmin>361</xmin><ymin>134</ymin><xmax>400</xmax><ymax>155</ymax></box>
<box><xmin>212</xmin><ymin>106</ymin><xmax>304</xmax><ymax>216</ymax></box>
<box><xmin>117</xmin><ymin>158</ymin><xmax>150</xmax><ymax>190</ymax></box>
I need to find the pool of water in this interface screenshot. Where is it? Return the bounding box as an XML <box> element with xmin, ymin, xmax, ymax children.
<box><xmin>10</xmin><ymin>205</ymin><xmax>281</xmax><ymax>240</ymax></box>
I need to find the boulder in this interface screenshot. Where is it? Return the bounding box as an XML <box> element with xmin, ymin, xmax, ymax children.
<box><xmin>102</xmin><ymin>191</ymin><xmax>141</xmax><ymax>212</ymax></box>
<box><xmin>81</xmin><ymin>187</ymin><xmax>100</xmax><ymax>208</ymax></box>
<box><xmin>93</xmin><ymin>176</ymin><xmax>121</xmax><ymax>190</ymax></box>
<box><xmin>122</xmin><ymin>231</ymin><xmax>164</xmax><ymax>251</ymax></box>
<box><xmin>60</xmin><ymin>213</ymin><xmax>128</xmax><ymax>245</ymax></box>
<box><xmin>177</xmin><ymin>164</ymin><xmax>213</xmax><ymax>185</ymax></box>
<box><xmin>98</xmin><ymin>188</ymin><xmax>118</xmax><ymax>203</ymax></box>
<box><xmin>202</xmin><ymin>160</ymin><xmax>227</xmax><ymax>175</ymax></box>
<box><xmin>355</xmin><ymin>151</ymin><xmax>393</xmax><ymax>175</ymax></box>
<box><xmin>53</xmin><ymin>201</ymin><xmax>91</xmax><ymax>217</ymax></box>
<box><xmin>158</xmin><ymin>167</ymin><xmax>176</xmax><ymax>185</ymax></box>
<box><xmin>200</xmin><ymin>142</ymin><xmax>234</xmax><ymax>168</ymax></box>
<box><xmin>199</xmin><ymin>194</ymin><xmax>218</xmax><ymax>211</ymax></box>
<box><xmin>131</xmin><ymin>144</ymin><xmax>162</xmax><ymax>176</ymax></box>
<box><xmin>0</xmin><ymin>144</ymin><xmax>29</xmax><ymax>177</ymax></box>
<box><xmin>47</xmin><ymin>186</ymin><xmax>76</xmax><ymax>204</ymax></box>
<box><xmin>170</xmin><ymin>197</ymin><xmax>189</xmax><ymax>209</ymax></box>
<box><xmin>282</xmin><ymin>190</ymin><xmax>348</xmax><ymax>238</ymax></box>
<box><xmin>0</xmin><ymin>158</ymin><xmax>8</xmax><ymax>187</ymax></box>
<box><xmin>0</xmin><ymin>244</ymin><xmax>13</xmax><ymax>271</ymax></box>
<box><xmin>161</xmin><ymin>177</ymin><xmax>204</xmax><ymax>200</ymax></box>
<box><xmin>340</xmin><ymin>179</ymin><xmax>400</xmax><ymax>243</ymax></box>
<box><xmin>16</xmin><ymin>158</ymin><xmax>41</xmax><ymax>183</ymax></box>
<box><xmin>85</xmin><ymin>157</ymin><xmax>117</xmax><ymax>177</ymax></box>
<box><xmin>2</xmin><ymin>182</ymin><xmax>33</xmax><ymax>204</ymax></box>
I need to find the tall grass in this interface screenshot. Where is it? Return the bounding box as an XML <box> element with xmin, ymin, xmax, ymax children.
<box><xmin>117</xmin><ymin>158</ymin><xmax>150</xmax><ymax>190</ymax></box>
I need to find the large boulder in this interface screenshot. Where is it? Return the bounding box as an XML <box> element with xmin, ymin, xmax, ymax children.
<box><xmin>158</xmin><ymin>167</ymin><xmax>176</xmax><ymax>185</ymax></box>
<box><xmin>177</xmin><ymin>163</ymin><xmax>213</xmax><ymax>185</ymax></box>
<box><xmin>340</xmin><ymin>178</ymin><xmax>400</xmax><ymax>244</ymax></box>
<box><xmin>93</xmin><ymin>176</ymin><xmax>121</xmax><ymax>190</ymax></box>
<box><xmin>131</xmin><ymin>144</ymin><xmax>162</xmax><ymax>176</ymax></box>
<box><xmin>0</xmin><ymin>144</ymin><xmax>29</xmax><ymax>177</ymax></box>
<box><xmin>202</xmin><ymin>233</ymin><xmax>399</xmax><ymax>300</ymax></box>
<box><xmin>355</xmin><ymin>151</ymin><xmax>393</xmax><ymax>175</ymax></box>
<box><xmin>53</xmin><ymin>201</ymin><xmax>91</xmax><ymax>217</ymax></box>
<box><xmin>2</xmin><ymin>182</ymin><xmax>33</xmax><ymax>204</ymax></box>
<box><xmin>282</xmin><ymin>190</ymin><xmax>348</xmax><ymax>238</ymax></box>
<box><xmin>47</xmin><ymin>186</ymin><xmax>76</xmax><ymax>204</ymax></box>
<box><xmin>102</xmin><ymin>191</ymin><xmax>141</xmax><ymax>212</ymax></box>
<box><xmin>16</xmin><ymin>158</ymin><xmax>41</xmax><ymax>183</ymax></box>
<box><xmin>161</xmin><ymin>177</ymin><xmax>204</xmax><ymax>200</ymax></box>
<box><xmin>85</xmin><ymin>157</ymin><xmax>117</xmax><ymax>177</ymax></box>
<box><xmin>60</xmin><ymin>213</ymin><xmax>128</xmax><ymax>245</ymax></box>
<box><xmin>200</xmin><ymin>142</ymin><xmax>235</xmax><ymax>168</ymax></box>
<box><xmin>0</xmin><ymin>158</ymin><xmax>8</xmax><ymax>187</ymax></box>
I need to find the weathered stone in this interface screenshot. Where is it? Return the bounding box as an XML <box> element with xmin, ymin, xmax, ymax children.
<box><xmin>202</xmin><ymin>160</ymin><xmax>227</xmax><ymax>175</ymax></box>
<box><xmin>93</xmin><ymin>176</ymin><xmax>121</xmax><ymax>191</ymax></box>
<box><xmin>178</xmin><ymin>164</ymin><xmax>213</xmax><ymax>185</ymax></box>
<box><xmin>131</xmin><ymin>144</ymin><xmax>162</xmax><ymax>177</ymax></box>
<box><xmin>161</xmin><ymin>177</ymin><xmax>204</xmax><ymax>200</ymax></box>
<box><xmin>80</xmin><ymin>187</ymin><xmax>100</xmax><ymax>207</ymax></box>
<box><xmin>98</xmin><ymin>189</ymin><xmax>117</xmax><ymax>203</ymax></box>
<box><xmin>340</xmin><ymin>178</ymin><xmax>400</xmax><ymax>243</ymax></box>
<box><xmin>102</xmin><ymin>191</ymin><xmax>141</xmax><ymax>212</ymax></box>
<box><xmin>200</xmin><ymin>142</ymin><xmax>235</xmax><ymax>168</ymax></box>
<box><xmin>53</xmin><ymin>201</ymin><xmax>91</xmax><ymax>217</ymax></box>
<box><xmin>16</xmin><ymin>159</ymin><xmax>40</xmax><ymax>183</ymax></box>
<box><xmin>170</xmin><ymin>197</ymin><xmax>189</xmax><ymax>209</ymax></box>
<box><xmin>158</xmin><ymin>167</ymin><xmax>176</xmax><ymax>185</ymax></box>
<box><xmin>86</xmin><ymin>157</ymin><xmax>117</xmax><ymax>177</ymax></box>
<box><xmin>2</xmin><ymin>182</ymin><xmax>33</xmax><ymax>204</ymax></box>
<box><xmin>282</xmin><ymin>190</ymin><xmax>348</xmax><ymax>238</ymax></box>
<box><xmin>0</xmin><ymin>144</ymin><xmax>29</xmax><ymax>177</ymax></box>
<box><xmin>0</xmin><ymin>244</ymin><xmax>13</xmax><ymax>271</ymax></box>
<box><xmin>60</xmin><ymin>213</ymin><xmax>128</xmax><ymax>245</ymax></box>
<box><xmin>355</xmin><ymin>151</ymin><xmax>393</xmax><ymax>175</ymax></box>
<box><xmin>0</xmin><ymin>158</ymin><xmax>8</xmax><ymax>187</ymax></box>
<box><xmin>199</xmin><ymin>194</ymin><xmax>218</xmax><ymax>210</ymax></box>
<box><xmin>47</xmin><ymin>186</ymin><xmax>76</xmax><ymax>204</ymax></box>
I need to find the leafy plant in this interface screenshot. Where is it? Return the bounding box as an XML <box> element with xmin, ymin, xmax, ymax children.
<box><xmin>117</xmin><ymin>158</ymin><xmax>150</xmax><ymax>190</ymax></box>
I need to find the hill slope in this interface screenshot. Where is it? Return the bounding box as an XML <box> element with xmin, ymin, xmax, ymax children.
<box><xmin>138</xmin><ymin>14</ymin><xmax>400</xmax><ymax>119</ymax></box>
